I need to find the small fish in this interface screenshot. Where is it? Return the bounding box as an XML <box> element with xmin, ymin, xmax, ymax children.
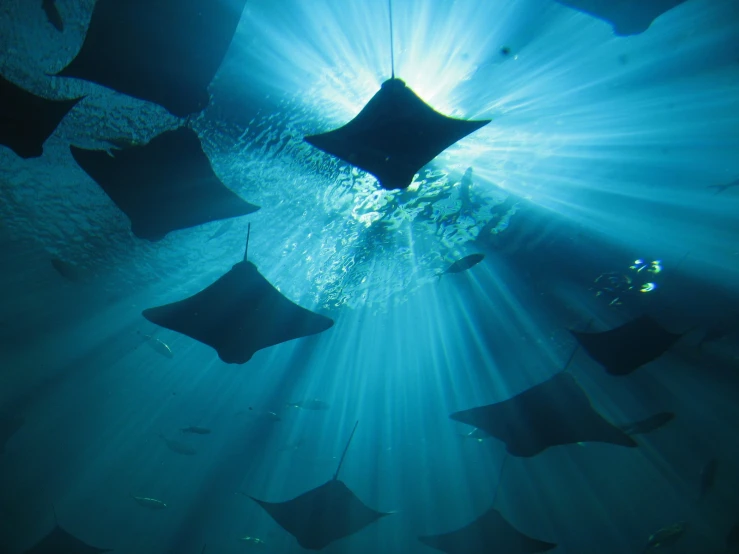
<box><xmin>437</xmin><ymin>253</ymin><xmax>485</xmax><ymax>279</ymax></box>
<box><xmin>287</xmin><ymin>399</ymin><xmax>330</xmax><ymax>411</ymax></box>
<box><xmin>137</xmin><ymin>331</ymin><xmax>174</xmax><ymax>359</ymax></box>
<box><xmin>132</xmin><ymin>495</ymin><xmax>167</xmax><ymax>509</ymax></box>
<box><xmin>698</xmin><ymin>458</ymin><xmax>718</xmax><ymax>499</ymax></box>
<box><xmin>278</xmin><ymin>440</ymin><xmax>303</xmax><ymax>452</ymax></box>
<box><xmin>104</xmin><ymin>137</ymin><xmax>146</xmax><ymax>157</ymax></box>
<box><xmin>106</xmin><ymin>137</ymin><xmax>144</xmax><ymax>151</ymax></box>
<box><xmin>181</xmin><ymin>426</ymin><xmax>211</xmax><ymax>435</ymax></box>
<box><xmin>207</xmin><ymin>219</ymin><xmax>234</xmax><ymax>241</ymax></box>
<box><xmin>707</xmin><ymin>179</ymin><xmax>739</xmax><ymax>195</ymax></box>
<box><xmin>618</xmin><ymin>412</ymin><xmax>675</xmax><ymax>436</ymax></box>
<box><xmin>158</xmin><ymin>433</ymin><xmax>197</xmax><ymax>456</ymax></box>
<box><xmin>460</xmin><ymin>427</ymin><xmax>492</xmax><ymax>442</ymax></box>
<box><xmin>457</xmin><ymin>167</ymin><xmax>481</xmax><ymax>212</ymax></box>
<box><xmin>461</xmin><ymin>167</ymin><xmax>474</xmax><ymax>184</ymax></box>
<box><xmin>239</xmin><ymin>536</ymin><xmax>266</xmax><ymax>546</ymax></box>
<box><xmin>237</xmin><ymin>408</ymin><xmax>281</xmax><ymax>422</ymax></box>
<box><xmin>42</xmin><ymin>0</ymin><xmax>63</xmax><ymax>32</ymax></box>
<box><xmin>643</xmin><ymin>522</ymin><xmax>687</xmax><ymax>552</ymax></box>
<box><xmin>259</xmin><ymin>411</ymin><xmax>281</xmax><ymax>422</ymax></box>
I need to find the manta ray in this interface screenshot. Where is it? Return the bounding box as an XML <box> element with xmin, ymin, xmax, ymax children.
<box><xmin>248</xmin><ymin>422</ymin><xmax>391</xmax><ymax>549</ymax></box>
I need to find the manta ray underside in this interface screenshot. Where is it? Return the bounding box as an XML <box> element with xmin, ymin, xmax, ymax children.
<box><xmin>248</xmin><ymin>422</ymin><xmax>390</xmax><ymax>550</ymax></box>
<box><xmin>570</xmin><ymin>315</ymin><xmax>682</xmax><ymax>376</ymax></box>
<box><xmin>0</xmin><ymin>73</ymin><xmax>81</xmax><ymax>159</ymax></box>
<box><xmin>450</xmin><ymin>372</ymin><xmax>637</xmax><ymax>457</ymax></box>
<box><xmin>71</xmin><ymin>127</ymin><xmax>259</xmax><ymax>241</ymax></box>
<box><xmin>554</xmin><ymin>0</ymin><xmax>689</xmax><ymax>36</ymax></box>
<box><xmin>54</xmin><ymin>0</ymin><xmax>248</xmax><ymax>116</ymax></box>
<box><xmin>142</xmin><ymin>231</ymin><xmax>333</xmax><ymax>364</ymax></box>
<box><xmin>304</xmin><ymin>78</ymin><xmax>490</xmax><ymax>191</ymax></box>
<box><xmin>419</xmin><ymin>506</ymin><xmax>556</xmax><ymax>554</ymax></box>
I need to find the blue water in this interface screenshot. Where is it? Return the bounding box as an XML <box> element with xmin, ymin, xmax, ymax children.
<box><xmin>1</xmin><ymin>0</ymin><xmax>739</xmax><ymax>553</ymax></box>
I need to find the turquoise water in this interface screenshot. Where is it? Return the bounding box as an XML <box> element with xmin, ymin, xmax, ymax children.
<box><xmin>1</xmin><ymin>1</ymin><xmax>738</xmax><ymax>553</ymax></box>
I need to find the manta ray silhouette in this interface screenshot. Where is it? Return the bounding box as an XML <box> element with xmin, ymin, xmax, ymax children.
<box><xmin>71</xmin><ymin>127</ymin><xmax>259</xmax><ymax>241</ymax></box>
<box><xmin>24</xmin><ymin>509</ymin><xmax>111</xmax><ymax>554</ymax></box>
<box><xmin>248</xmin><ymin>421</ymin><xmax>391</xmax><ymax>550</ymax></box>
<box><xmin>142</xmin><ymin>226</ymin><xmax>334</xmax><ymax>364</ymax></box>
<box><xmin>305</xmin><ymin>78</ymin><xmax>490</xmax><ymax>191</ymax></box>
<box><xmin>419</xmin><ymin>506</ymin><xmax>556</xmax><ymax>554</ymax></box>
<box><xmin>54</xmin><ymin>0</ymin><xmax>247</xmax><ymax>116</ymax></box>
<box><xmin>570</xmin><ymin>315</ymin><xmax>682</xmax><ymax>376</ymax></box>
<box><xmin>450</xmin><ymin>372</ymin><xmax>637</xmax><ymax>457</ymax></box>
<box><xmin>553</xmin><ymin>0</ymin><xmax>689</xmax><ymax>36</ymax></box>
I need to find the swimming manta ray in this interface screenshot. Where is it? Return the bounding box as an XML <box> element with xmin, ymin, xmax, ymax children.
<box><xmin>305</xmin><ymin>0</ymin><xmax>489</xmax><ymax>191</ymax></box>
<box><xmin>0</xmin><ymin>73</ymin><xmax>82</xmax><ymax>159</ymax></box>
<box><xmin>24</xmin><ymin>509</ymin><xmax>111</xmax><ymax>554</ymax></box>
<box><xmin>570</xmin><ymin>315</ymin><xmax>682</xmax><ymax>376</ymax></box>
<box><xmin>419</xmin><ymin>506</ymin><xmax>556</xmax><ymax>554</ymax></box>
<box><xmin>54</xmin><ymin>0</ymin><xmax>248</xmax><ymax>116</ymax></box>
<box><xmin>70</xmin><ymin>127</ymin><xmax>259</xmax><ymax>241</ymax></box>
<box><xmin>142</xmin><ymin>225</ymin><xmax>334</xmax><ymax>364</ymax></box>
<box><xmin>553</xmin><ymin>0</ymin><xmax>689</xmax><ymax>36</ymax></box>
<box><xmin>450</xmin><ymin>372</ymin><xmax>637</xmax><ymax>457</ymax></box>
<box><xmin>305</xmin><ymin>78</ymin><xmax>490</xmax><ymax>191</ymax></box>
<box><xmin>248</xmin><ymin>421</ymin><xmax>391</xmax><ymax>550</ymax></box>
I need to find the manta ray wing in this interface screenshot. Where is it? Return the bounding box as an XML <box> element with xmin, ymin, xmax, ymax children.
<box><xmin>571</xmin><ymin>315</ymin><xmax>681</xmax><ymax>376</ymax></box>
<box><xmin>553</xmin><ymin>0</ymin><xmax>688</xmax><ymax>35</ymax></box>
<box><xmin>450</xmin><ymin>372</ymin><xmax>637</xmax><ymax>457</ymax></box>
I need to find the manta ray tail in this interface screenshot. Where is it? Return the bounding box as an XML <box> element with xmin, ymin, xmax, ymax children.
<box><xmin>333</xmin><ymin>420</ymin><xmax>360</xmax><ymax>480</ymax></box>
